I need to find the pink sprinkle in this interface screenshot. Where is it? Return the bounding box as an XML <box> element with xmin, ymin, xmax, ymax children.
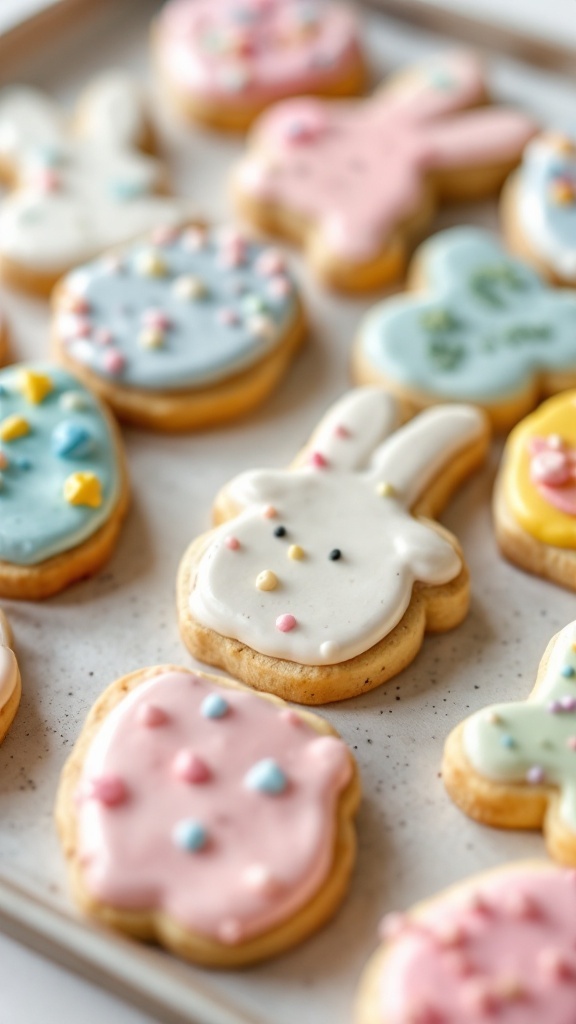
<box><xmin>285</xmin><ymin>115</ymin><xmax>327</xmax><ymax>145</ymax></box>
<box><xmin>263</xmin><ymin>505</ymin><xmax>277</xmax><ymax>519</ymax></box>
<box><xmin>225</xmin><ymin>536</ymin><xmax>240</xmax><ymax>550</ymax></box>
<box><xmin>64</xmin><ymin>294</ymin><xmax>90</xmax><ymax>315</ymax></box>
<box><xmin>279</xmin><ymin>709</ymin><xmax>301</xmax><ymax>726</ymax></box>
<box><xmin>218</xmin><ymin>307</ymin><xmax>240</xmax><ymax>327</ymax></box>
<box><xmin>66</xmin><ymin>315</ymin><xmax>91</xmax><ymax>339</ymax></box>
<box><xmin>219</xmin><ymin>248</ymin><xmax>246</xmax><ymax>269</ymax></box>
<box><xmin>461</xmin><ymin>981</ymin><xmax>497</xmax><ymax>1015</ymax></box>
<box><xmin>267</xmin><ymin>275</ymin><xmax>292</xmax><ymax>299</ymax></box>
<box><xmin>255</xmin><ymin>249</ymin><xmax>286</xmax><ymax>277</ymax></box>
<box><xmin>181</xmin><ymin>227</ymin><xmax>207</xmax><ymax>251</ymax></box>
<box><xmin>87</xmin><ymin>775</ymin><xmax>127</xmax><ymax>807</ymax></box>
<box><xmin>217</xmin><ymin>227</ymin><xmax>245</xmax><ymax>249</ymax></box>
<box><xmin>567</xmin><ymin>736</ymin><xmax>576</xmax><ymax>750</ymax></box>
<box><xmin>101</xmin><ymin>254</ymin><xmax>123</xmax><ymax>274</ymax></box>
<box><xmin>137</xmin><ymin>703</ymin><xmax>168</xmax><ymax>727</ymax></box>
<box><xmin>172</xmin><ymin>749</ymin><xmax>211</xmax><ymax>784</ymax></box>
<box><xmin>334</xmin><ymin>424</ymin><xmax>350</xmax><ymax>439</ymax></box>
<box><xmin>378</xmin><ymin>912</ymin><xmax>411</xmax><ymax>942</ymax></box>
<box><xmin>310</xmin><ymin>451</ymin><xmax>328</xmax><ymax>469</ymax></box>
<box><xmin>276</xmin><ymin>613</ymin><xmax>297</xmax><ymax>632</ymax></box>
<box><xmin>93</xmin><ymin>327</ymin><xmax>113</xmax><ymax>347</ymax></box>
<box><xmin>33</xmin><ymin>169</ymin><xmax>60</xmax><ymax>193</ymax></box>
<box><xmin>243</xmin><ymin>865</ymin><xmax>281</xmax><ymax>897</ymax></box>
<box><xmin>102</xmin><ymin>349</ymin><xmax>125</xmax><ymax>375</ymax></box>
<box><xmin>142</xmin><ymin>308</ymin><xmax>171</xmax><ymax>330</ymax></box>
<box><xmin>506</xmin><ymin>891</ymin><xmax>540</xmax><ymax>920</ymax></box>
<box><xmin>531</xmin><ymin>450</ymin><xmax>571</xmax><ymax>486</ymax></box>
<box><xmin>218</xmin><ymin>919</ymin><xmax>243</xmax><ymax>945</ymax></box>
<box><xmin>150</xmin><ymin>225</ymin><xmax>179</xmax><ymax>246</ymax></box>
<box><xmin>538</xmin><ymin>948</ymin><xmax>575</xmax><ymax>981</ymax></box>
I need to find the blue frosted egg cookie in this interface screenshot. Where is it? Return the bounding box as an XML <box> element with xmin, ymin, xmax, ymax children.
<box><xmin>0</xmin><ymin>364</ymin><xmax>129</xmax><ymax>599</ymax></box>
<box><xmin>52</xmin><ymin>223</ymin><xmax>306</xmax><ymax>431</ymax></box>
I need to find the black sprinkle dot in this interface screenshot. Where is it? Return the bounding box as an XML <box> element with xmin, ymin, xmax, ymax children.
<box><xmin>329</xmin><ymin>549</ymin><xmax>341</xmax><ymax>561</ymax></box>
<box><xmin>274</xmin><ymin>526</ymin><xmax>287</xmax><ymax>538</ymax></box>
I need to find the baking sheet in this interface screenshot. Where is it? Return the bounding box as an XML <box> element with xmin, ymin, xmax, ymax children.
<box><xmin>2</xmin><ymin>2</ymin><xmax>576</xmax><ymax>1022</ymax></box>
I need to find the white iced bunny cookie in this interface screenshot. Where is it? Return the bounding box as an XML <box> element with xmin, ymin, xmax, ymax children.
<box><xmin>0</xmin><ymin>610</ymin><xmax>21</xmax><ymax>743</ymax></box>
<box><xmin>0</xmin><ymin>71</ymin><xmax>186</xmax><ymax>294</ymax></box>
<box><xmin>178</xmin><ymin>388</ymin><xmax>490</xmax><ymax>704</ymax></box>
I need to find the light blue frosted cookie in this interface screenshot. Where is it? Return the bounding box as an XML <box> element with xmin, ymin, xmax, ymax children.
<box><xmin>53</xmin><ymin>223</ymin><xmax>305</xmax><ymax>430</ymax></box>
<box><xmin>354</xmin><ymin>226</ymin><xmax>576</xmax><ymax>430</ymax></box>
<box><xmin>0</xmin><ymin>363</ymin><xmax>127</xmax><ymax>598</ymax></box>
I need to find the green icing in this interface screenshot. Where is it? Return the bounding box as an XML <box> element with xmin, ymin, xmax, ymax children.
<box><xmin>463</xmin><ymin>622</ymin><xmax>576</xmax><ymax>832</ymax></box>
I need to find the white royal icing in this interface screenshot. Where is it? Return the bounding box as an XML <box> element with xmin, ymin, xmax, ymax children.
<box><xmin>190</xmin><ymin>388</ymin><xmax>485</xmax><ymax>665</ymax></box>
<box><xmin>516</xmin><ymin>136</ymin><xmax>576</xmax><ymax>280</ymax></box>
<box><xmin>0</xmin><ymin>71</ymin><xmax>186</xmax><ymax>274</ymax></box>
<box><xmin>0</xmin><ymin>610</ymin><xmax>17</xmax><ymax>711</ymax></box>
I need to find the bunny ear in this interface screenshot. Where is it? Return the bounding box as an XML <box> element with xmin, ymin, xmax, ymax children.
<box><xmin>0</xmin><ymin>86</ymin><xmax>64</xmax><ymax>166</ymax></box>
<box><xmin>301</xmin><ymin>387</ymin><xmax>401</xmax><ymax>472</ymax></box>
<box><xmin>376</xmin><ymin>51</ymin><xmax>488</xmax><ymax>124</ymax></box>
<box><xmin>371</xmin><ymin>404</ymin><xmax>486</xmax><ymax>506</ymax></box>
<box><xmin>421</xmin><ymin>107</ymin><xmax>537</xmax><ymax>171</ymax></box>
<box><xmin>74</xmin><ymin>71</ymin><xmax>149</xmax><ymax>148</ymax></box>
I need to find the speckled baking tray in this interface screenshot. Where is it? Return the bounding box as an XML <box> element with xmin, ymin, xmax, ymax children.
<box><xmin>2</xmin><ymin>3</ymin><xmax>576</xmax><ymax>1022</ymax></box>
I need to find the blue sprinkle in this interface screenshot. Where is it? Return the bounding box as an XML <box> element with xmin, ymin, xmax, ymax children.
<box><xmin>13</xmin><ymin>456</ymin><xmax>32</xmax><ymax>470</ymax></box>
<box><xmin>51</xmin><ymin>420</ymin><xmax>94</xmax><ymax>459</ymax></box>
<box><xmin>201</xmin><ymin>693</ymin><xmax>229</xmax><ymax>719</ymax></box>
<box><xmin>501</xmin><ymin>734</ymin><xmax>516</xmax><ymax>749</ymax></box>
<box><xmin>109</xmin><ymin>179</ymin><xmax>148</xmax><ymax>201</ymax></box>
<box><xmin>172</xmin><ymin>819</ymin><xmax>208</xmax><ymax>852</ymax></box>
<box><xmin>244</xmin><ymin>758</ymin><xmax>288</xmax><ymax>795</ymax></box>
<box><xmin>561</xmin><ymin>665</ymin><xmax>575</xmax><ymax>678</ymax></box>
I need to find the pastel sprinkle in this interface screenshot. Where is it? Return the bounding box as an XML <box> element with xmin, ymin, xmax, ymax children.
<box><xmin>276</xmin><ymin>613</ymin><xmax>297</xmax><ymax>632</ymax></box>
<box><xmin>268</xmin><ymin>275</ymin><xmax>292</xmax><ymax>299</ymax></box>
<box><xmin>87</xmin><ymin>775</ymin><xmax>127</xmax><ymax>807</ymax></box>
<box><xmin>242</xmin><ymin>864</ymin><xmax>281</xmax><ymax>897</ymax></box>
<box><xmin>225</xmin><ymin>536</ymin><xmax>240</xmax><ymax>550</ymax></box>
<box><xmin>242</xmin><ymin>294</ymin><xmax>267</xmax><ymax>316</ymax></box>
<box><xmin>63</xmin><ymin>471</ymin><xmax>102</xmax><ymax>508</ymax></box>
<box><xmin>172</xmin><ymin>750</ymin><xmax>211</xmax><ymax>784</ymax></box>
<box><xmin>255</xmin><ymin>249</ymin><xmax>285</xmax><ymax>277</ymax></box>
<box><xmin>218</xmin><ymin>919</ymin><xmax>243</xmax><ymax>944</ymax></box>
<box><xmin>310</xmin><ymin>451</ymin><xmax>328</xmax><ymax>469</ymax></box>
<box><xmin>51</xmin><ymin>420</ymin><xmax>94</xmax><ymax>459</ymax></box>
<box><xmin>561</xmin><ymin>665</ymin><xmax>575</xmax><ymax>678</ymax></box>
<box><xmin>263</xmin><ymin>505</ymin><xmax>277</xmax><ymax>518</ymax></box>
<box><xmin>244</xmin><ymin>758</ymin><xmax>288</xmax><ymax>794</ymax></box>
<box><xmin>218</xmin><ymin>308</ymin><xmax>240</xmax><ymax>327</ymax></box>
<box><xmin>538</xmin><ymin>948</ymin><xmax>575</xmax><ymax>980</ymax></box>
<box><xmin>560</xmin><ymin>695</ymin><xmax>576</xmax><ymax>711</ymax></box>
<box><xmin>288</xmin><ymin>545</ymin><xmax>304</xmax><ymax>560</ymax></box>
<box><xmin>18</xmin><ymin>369</ymin><xmax>53</xmax><ymax>404</ymax></box>
<box><xmin>135</xmin><ymin>249</ymin><xmax>167</xmax><ymax>277</ymax></box>
<box><xmin>102</xmin><ymin>349</ymin><xmax>125</xmax><ymax>375</ymax></box>
<box><xmin>150</xmin><ymin>224</ymin><xmax>180</xmax><ymax>246</ymax></box>
<box><xmin>141</xmin><ymin>309</ymin><xmax>171</xmax><ymax>330</ymax></box>
<box><xmin>526</xmin><ymin>765</ymin><xmax>545</xmax><ymax>784</ymax></box>
<box><xmin>109</xmin><ymin>179</ymin><xmax>147</xmax><ymax>201</ymax></box>
<box><xmin>181</xmin><ymin>227</ymin><xmax>207</xmax><ymax>251</ymax></box>
<box><xmin>137</xmin><ymin>703</ymin><xmax>167</xmax><ymax>727</ymax></box>
<box><xmin>256</xmin><ymin>570</ymin><xmax>278</xmax><ymax>591</ymax></box>
<box><xmin>172</xmin><ymin>819</ymin><xmax>208</xmax><ymax>852</ymax></box>
<box><xmin>172</xmin><ymin>274</ymin><xmax>207</xmax><ymax>300</ymax></box>
<box><xmin>201</xmin><ymin>693</ymin><xmax>229</xmax><ymax>719</ymax></box>
<box><xmin>139</xmin><ymin>327</ymin><xmax>165</xmax><ymax>349</ymax></box>
<box><xmin>567</xmin><ymin>736</ymin><xmax>576</xmax><ymax>750</ymax></box>
<box><xmin>486</xmin><ymin>711</ymin><xmax>502</xmax><ymax>725</ymax></box>
<box><xmin>377</xmin><ymin>481</ymin><xmax>397</xmax><ymax>497</ymax></box>
<box><xmin>93</xmin><ymin>327</ymin><xmax>112</xmax><ymax>347</ymax></box>
<box><xmin>500</xmin><ymin>734</ymin><xmax>516</xmax><ymax>749</ymax></box>
<box><xmin>0</xmin><ymin>415</ymin><xmax>30</xmax><ymax>442</ymax></box>
<box><xmin>247</xmin><ymin>315</ymin><xmax>276</xmax><ymax>342</ymax></box>
<box><xmin>59</xmin><ymin>391</ymin><xmax>89</xmax><ymax>412</ymax></box>
<box><xmin>334</xmin><ymin>424</ymin><xmax>350</xmax><ymax>439</ymax></box>
<box><xmin>61</xmin><ymin>293</ymin><xmax>90</xmax><ymax>315</ymax></box>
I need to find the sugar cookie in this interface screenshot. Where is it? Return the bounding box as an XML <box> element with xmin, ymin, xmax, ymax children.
<box><xmin>0</xmin><ymin>363</ymin><xmax>129</xmax><ymax>599</ymax></box>
<box><xmin>353</xmin><ymin>227</ymin><xmax>576</xmax><ymax>431</ymax></box>
<box><xmin>444</xmin><ymin>620</ymin><xmax>576</xmax><ymax>865</ymax></box>
<box><xmin>493</xmin><ymin>391</ymin><xmax>576</xmax><ymax>589</ymax></box>
<box><xmin>0</xmin><ymin>71</ymin><xmax>186</xmax><ymax>295</ymax></box>
<box><xmin>56</xmin><ymin>665</ymin><xmax>359</xmax><ymax>966</ymax></box>
<box><xmin>0</xmin><ymin>610</ymin><xmax>21</xmax><ymax>742</ymax></box>
<box><xmin>356</xmin><ymin>862</ymin><xmax>576</xmax><ymax>1023</ymax></box>
<box><xmin>178</xmin><ymin>387</ymin><xmax>489</xmax><ymax>705</ymax></box>
<box><xmin>52</xmin><ymin>223</ymin><xmax>306</xmax><ymax>430</ymax></box>
<box><xmin>233</xmin><ymin>51</ymin><xmax>537</xmax><ymax>292</ymax></box>
<box><xmin>153</xmin><ymin>0</ymin><xmax>367</xmax><ymax>132</ymax></box>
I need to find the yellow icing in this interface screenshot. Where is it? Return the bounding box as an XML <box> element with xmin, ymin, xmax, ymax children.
<box><xmin>503</xmin><ymin>391</ymin><xmax>576</xmax><ymax>548</ymax></box>
<box><xmin>19</xmin><ymin>369</ymin><xmax>53</xmax><ymax>404</ymax></box>
<box><xmin>63</xmin><ymin>471</ymin><xmax>103</xmax><ymax>508</ymax></box>
<box><xmin>0</xmin><ymin>414</ymin><xmax>30</xmax><ymax>441</ymax></box>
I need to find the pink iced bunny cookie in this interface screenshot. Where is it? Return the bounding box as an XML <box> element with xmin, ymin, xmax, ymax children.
<box><xmin>529</xmin><ymin>436</ymin><xmax>576</xmax><ymax>516</ymax></box>
<box><xmin>178</xmin><ymin>387</ymin><xmax>490</xmax><ymax>704</ymax></box>
<box><xmin>234</xmin><ymin>51</ymin><xmax>537</xmax><ymax>291</ymax></box>
<box><xmin>0</xmin><ymin>71</ymin><xmax>186</xmax><ymax>294</ymax></box>
<box><xmin>153</xmin><ymin>0</ymin><xmax>367</xmax><ymax>131</ymax></box>
<box><xmin>56</xmin><ymin>665</ymin><xmax>359</xmax><ymax>966</ymax></box>
<box><xmin>356</xmin><ymin>863</ymin><xmax>576</xmax><ymax>1024</ymax></box>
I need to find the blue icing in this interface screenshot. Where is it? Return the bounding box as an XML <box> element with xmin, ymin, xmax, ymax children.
<box><xmin>518</xmin><ymin>139</ymin><xmax>576</xmax><ymax>277</ymax></box>
<box><xmin>0</xmin><ymin>364</ymin><xmax>120</xmax><ymax>566</ymax></box>
<box><xmin>359</xmin><ymin>226</ymin><xmax>576</xmax><ymax>402</ymax></box>
<box><xmin>60</xmin><ymin>227</ymin><xmax>298</xmax><ymax>392</ymax></box>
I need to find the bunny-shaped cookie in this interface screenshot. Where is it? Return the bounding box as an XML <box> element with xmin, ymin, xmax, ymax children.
<box><xmin>233</xmin><ymin>51</ymin><xmax>537</xmax><ymax>291</ymax></box>
<box><xmin>178</xmin><ymin>388</ymin><xmax>489</xmax><ymax>703</ymax></box>
<box><xmin>0</xmin><ymin>71</ymin><xmax>186</xmax><ymax>294</ymax></box>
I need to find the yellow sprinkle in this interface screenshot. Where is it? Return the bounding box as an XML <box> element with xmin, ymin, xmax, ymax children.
<box><xmin>139</xmin><ymin>327</ymin><xmax>164</xmax><ymax>349</ymax></box>
<box><xmin>288</xmin><ymin>544</ymin><xmax>304</xmax><ymax>560</ymax></box>
<box><xmin>19</xmin><ymin>369</ymin><xmax>53</xmax><ymax>405</ymax></box>
<box><xmin>255</xmin><ymin>570</ymin><xmax>278</xmax><ymax>591</ymax></box>
<box><xmin>64</xmin><ymin>471</ymin><xmax>102</xmax><ymax>508</ymax></box>
<box><xmin>0</xmin><ymin>414</ymin><xmax>30</xmax><ymax>442</ymax></box>
<box><xmin>136</xmin><ymin>249</ymin><xmax>167</xmax><ymax>278</ymax></box>
<box><xmin>550</xmin><ymin>181</ymin><xmax>576</xmax><ymax>205</ymax></box>
<box><xmin>377</xmin><ymin>481</ymin><xmax>396</xmax><ymax>498</ymax></box>
<box><xmin>548</xmin><ymin>133</ymin><xmax>576</xmax><ymax>155</ymax></box>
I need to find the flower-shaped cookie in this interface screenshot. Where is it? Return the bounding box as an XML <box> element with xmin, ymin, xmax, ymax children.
<box><xmin>56</xmin><ymin>666</ymin><xmax>359</xmax><ymax>966</ymax></box>
<box><xmin>52</xmin><ymin>223</ymin><xmax>306</xmax><ymax>430</ymax></box>
<box><xmin>0</xmin><ymin>610</ymin><xmax>20</xmax><ymax>743</ymax></box>
<box><xmin>179</xmin><ymin>387</ymin><xmax>489</xmax><ymax>704</ymax></box>
<box><xmin>0</xmin><ymin>363</ymin><xmax>129</xmax><ymax>599</ymax></box>
<box><xmin>0</xmin><ymin>71</ymin><xmax>185</xmax><ymax>294</ymax></box>
<box><xmin>357</xmin><ymin>863</ymin><xmax>576</xmax><ymax>1024</ymax></box>
<box><xmin>502</xmin><ymin>133</ymin><xmax>576</xmax><ymax>286</ymax></box>
<box><xmin>354</xmin><ymin>227</ymin><xmax>576</xmax><ymax>431</ymax></box>
<box><xmin>233</xmin><ymin>51</ymin><xmax>537</xmax><ymax>290</ymax></box>
<box><xmin>494</xmin><ymin>391</ymin><xmax>576</xmax><ymax>590</ymax></box>
<box><xmin>153</xmin><ymin>0</ymin><xmax>367</xmax><ymax>131</ymax></box>
<box><xmin>444</xmin><ymin>620</ymin><xmax>576</xmax><ymax>865</ymax></box>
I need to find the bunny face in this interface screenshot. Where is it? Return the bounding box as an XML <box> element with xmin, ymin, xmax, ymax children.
<box><xmin>235</xmin><ymin>52</ymin><xmax>536</xmax><ymax>270</ymax></box>
<box><xmin>190</xmin><ymin>388</ymin><xmax>486</xmax><ymax>665</ymax></box>
<box><xmin>514</xmin><ymin>134</ymin><xmax>576</xmax><ymax>283</ymax></box>
<box><xmin>358</xmin><ymin>227</ymin><xmax>576</xmax><ymax>405</ymax></box>
<box><xmin>0</xmin><ymin>73</ymin><xmax>185</xmax><ymax>277</ymax></box>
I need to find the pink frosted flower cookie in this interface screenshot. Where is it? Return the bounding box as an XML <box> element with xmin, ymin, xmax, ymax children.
<box><xmin>56</xmin><ymin>665</ymin><xmax>359</xmax><ymax>966</ymax></box>
<box><xmin>152</xmin><ymin>0</ymin><xmax>367</xmax><ymax>132</ymax></box>
<box><xmin>0</xmin><ymin>610</ymin><xmax>21</xmax><ymax>743</ymax></box>
<box><xmin>233</xmin><ymin>51</ymin><xmax>537</xmax><ymax>292</ymax></box>
<box><xmin>356</xmin><ymin>862</ymin><xmax>576</xmax><ymax>1024</ymax></box>
<box><xmin>177</xmin><ymin>387</ymin><xmax>489</xmax><ymax>705</ymax></box>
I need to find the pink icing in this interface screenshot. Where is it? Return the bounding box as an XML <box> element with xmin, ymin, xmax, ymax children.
<box><xmin>377</xmin><ymin>867</ymin><xmax>576</xmax><ymax>1023</ymax></box>
<box><xmin>156</xmin><ymin>0</ymin><xmax>363</xmax><ymax>107</ymax></box>
<box><xmin>76</xmin><ymin>671</ymin><xmax>352</xmax><ymax>943</ymax></box>
<box><xmin>529</xmin><ymin>436</ymin><xmax>576</xmax><ymax>515</ymax></box>
<box><xmin>237</xmin><ymin>53</ymin><xmax>537</xmax><ymax>262</ymax></box>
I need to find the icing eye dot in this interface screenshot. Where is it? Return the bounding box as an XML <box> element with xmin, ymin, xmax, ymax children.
<box><xmin>172</xmin><ymin>819</ymin><xmax>208</xmax><ymax>852</ymax></box>
<box><xmin>137</xmin><ymin>703</ymin><xmax>167</xmax><ymax>728</ymax></box>
<box><xmin>274</xmin><ymin>525</ymin><xmax>287</xmax><ymax>538</ymax></box>
<box><xmin>201</xmin><ymin>693</ymin><xmax>229</xmax><ymax>719</ymax></box>
<box><xmin>244</xmin><ymin>758</ymin><xmax>288</xmax><ymax>795</ymax></box>
<box><xmin>256</xmin><ymin>570</ymin><xmax>278</xmax><ymax>591</ymax></box>
<box><xmin>276</xmin><ymin>613</ymin><xmax>297</xmax><ymax>632</ymax></box>
<box><xmin>51</xmin><ymin>420</ymin><xmax>94</xmax><ymax>459</ymax></box>
<box><xmin>172</xmin><ymin>750</ymin><xmax>211</xmax><ymax>784</ymax></box>
<box><xmin>87</xmin><ymin>774</ymin><xmax>127</xmax><ymax>807</ymax></box>
<box><xmin>328</xmin><ymin>548</ymin><xmax>341</xmax><ymax>561</ymax></box>
<box><xmin>288</xmin><ymin>545</ymin><xmax>304</xmax><ymax>560</ymax></box>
